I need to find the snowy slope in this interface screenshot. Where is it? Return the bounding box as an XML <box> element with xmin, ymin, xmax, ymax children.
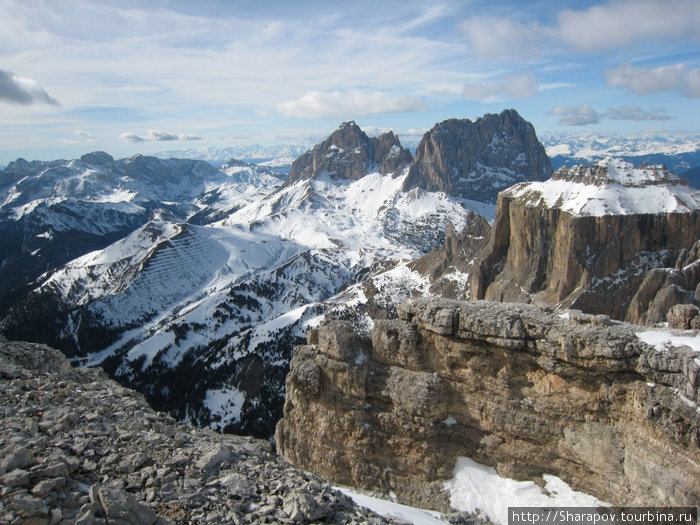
<box><xmin>506</xmin><ymin>158</ymin><xmax>700</xmax><ymax>216</ymax></box>
<box><xmin>2</xmin><ymin>161</ymin><xmax>485</xmax><ymax>436</ymax></box>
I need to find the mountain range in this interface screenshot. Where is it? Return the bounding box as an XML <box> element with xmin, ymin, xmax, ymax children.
<box><xmin>1</xmin><ymin>109</ymin><xmax>698</xmax><ymax>439</ymax></box>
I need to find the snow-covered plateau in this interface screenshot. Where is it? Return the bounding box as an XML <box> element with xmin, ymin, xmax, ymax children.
<box><xmin>506</xmin><ymin>157</ymin><xmax>700</xmax><ymax>216</ymax></box>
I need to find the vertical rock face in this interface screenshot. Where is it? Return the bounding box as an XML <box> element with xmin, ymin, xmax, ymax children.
<box><xmin>408</xmin><ymin>211</ymin><xmax>492</xmax><ymax>298</ymax></box>
<box><xmin>403</xmin><ymin>109</ymin><xmax>552</xmax><ymax>203</ymax></box>
<box><xmin>626</xmin><ymin>241</ymin><xmax>700</xmax><ymax>326</ymax></box>
<box><xmin>286</xmin><ymin>121</ymin><xmax>412</xmax><ymax>183</ymax></box>
<box><xmin>276</xmin><ymin>298</ymin><xmax>700</xmax><ymax>511</ymax></box>
<box><xmin>471</xmin><ymin>159</ymin><xmax>700</xmax><ymax>321</ymax></box>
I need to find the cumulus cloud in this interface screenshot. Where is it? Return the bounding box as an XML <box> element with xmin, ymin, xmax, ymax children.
<box><xmin>548</xmin><ymin>105</ymin><xmax>600</xmax><ymax>126</ymax></box>
<box><xmin>0</xmin><ymin>70</ymin><xmax>59</xmax><ymax>106</ymax></box>
<box><xmin>277</xmin><ymin>90</ymin><xmax>427</xmax><ymax>119</ymax></box>
<box><xmin>556</xmin><ymin>0</ymin><xmax>700</xmax><ymax>52</ymax></box>
<box><xmin>459</xmin><ymin>0</ymin><xmax>700</xmax><ymax>59</ymax></box>
<box><xmin>605</xmin><ymin>62</ymin><xmax>700</xmax><ymax>97</ymax></box>
<box><xmin>459</xmin><ymin>16</ymin><xmax>541</xmax><ymax>59</ymax></box>
<box><xmin>119</xmin><ymin>131</ymin><xmax>203</xmax><ymax>143</ymax></box>
<box><xmin>462</xmin><ymin>73</ymin><xmax>539</xmax><ymax>102</ymax></box>
<box><xmin>604</xmin><ymin>106</ymin><xmax>672</xmax><ymax>121</ymax></box>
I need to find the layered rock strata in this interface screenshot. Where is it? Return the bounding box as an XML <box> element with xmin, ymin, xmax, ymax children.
<box><xmin>471</xmin><ymin>159</ymin><xmax>700</xmax><ymax>321</ymax></box>
<box><xmin>276</xmin><ymin>297</ymin><xmax>699</xmax><ymax>510</ymax></box>
<box><xmin>0</xmin><ymin>338</ymin><xmax>399</xmax><ymax>525</ymax></box>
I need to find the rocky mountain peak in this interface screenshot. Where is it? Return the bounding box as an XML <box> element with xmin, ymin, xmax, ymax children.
<box><xmin>80</xmin><ymin>151</ymin><xmax>114</xmax><ymax>166</ymax></box>
<box><xmin>403</xmin><ymin>108</ymin><xmax>552</xmax><ymax>203</ymax></box>
<box><xmin>286</xmin><ymin>122</ymin><xmax>412</xmax><ymax>184</ymax></box>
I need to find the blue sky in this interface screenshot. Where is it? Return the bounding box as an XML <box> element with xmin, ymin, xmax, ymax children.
<box><xmin>1</xmin><ymin>0</ymin><xmax>699</xmax><ymax>164</ymax></box>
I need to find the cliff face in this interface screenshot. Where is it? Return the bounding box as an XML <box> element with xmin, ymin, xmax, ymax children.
<box><xmin>626</xmin><ymin>240</ymin><xmax>700</xmax><ymax>326</ymax></box>
<box><xmin>403</xmin><ymin>109</ymin><xmax>552</xmax><ymax>203</ymax></box>
<box><xmin>276</xmin><ymin>298</ymin><xmax>699</xmax><ymax>510</ymax></box>
<box><xmin>471</xmin><ymin>159</ymin><xmax>700</xmax><ymax>320</ymax></box>
<box><xmin>287</xmin><ymin>122</ymin><xmax>412</xmax><ymax>183</ymax></box>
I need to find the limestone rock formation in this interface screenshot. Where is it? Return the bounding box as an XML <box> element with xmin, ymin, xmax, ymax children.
<box><xmin>408</xmin><ymin>211</ymin><xmax>492</xmax><ymax>299</ymax></box>
<box><xmin>0</xmin><ymin>337</ymin><xmax>399</xmax><ymax>525</ymax></box>
<box><xmin>626</xmin><ymin>240</ymin><xmax>700</xmax><ymax>326</ymax></box>
<box><xmin>277</xmin><ymin>297</ymin><xmax>699</xmax><ymax>510</ymax></box>
<box><xmin>471</xmin><ymin>158</ymin><xmax>700</xmax><ymax>320</ymax></box>
<box><xmin>287</xmin><ymin>122</ymin><xmax>412</xmax><ymax>183</ymax></box>
<box><xmin>403</xmin><ymin>109</ymin><xmax>552</xmax><ymax>203</ymax></box>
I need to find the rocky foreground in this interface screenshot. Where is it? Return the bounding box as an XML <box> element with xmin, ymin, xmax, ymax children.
<box><xmin>0</xmin><ymin>337</ymin><xmax>405</xmax><ymax>525</ymax></box>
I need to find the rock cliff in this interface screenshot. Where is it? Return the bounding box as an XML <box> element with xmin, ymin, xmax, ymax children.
<box><xmin>403</xmin><ymin>109</ymin><xmax>552</xmax><ymax>203</ymax></box>
<box><xmin>287</xmin><ymin>122</ymin><xmax>412</xmax><ymax>183</ymax></box>
<box><xmin>276</xmin><ymin>297</ymin><xmax>699</xmax><ymax>511</ymax></box>
<box><xmin>471</xmin><ymin>158</ymin><xmax>700</xmax><ymax>321</ymax></box>
<box><xmin>0</xmin><ymin>337</ymin><xmax>400</xmax><ymax>525</ymax></box>
<box><xmin>626</xmin><ymin>240</ymin><xmax>700</xmax><ymax>326</ymax></box>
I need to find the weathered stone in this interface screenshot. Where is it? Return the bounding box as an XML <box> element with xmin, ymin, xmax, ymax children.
<box><xmin>282</xmin><ymin>490</ymin><xmax>332</xmax><ymax>522</ymax></box>
<box><xmin>0</xmin><ymin>446</ymin><xmax>36</xmax><ymax>472</ymax></box>
<box><xmin>196</xmin><ymin>444</ymin><xmax>236</xmax><ymax>473</ymax></box>
<box><xmin>667</xmin><ymin>303</ymin><xmax>700</xmax><ymax>329</ymax></box>
<box><xmin>278</xmin><ymin>297</ymin><xmax>700</xmax><ymax>510</ymax></box>
<box><xmin>0</xmin><ymin>339</ymin><xmax>394</xmax><ymax>525</ymax></box>
<box><xmin>1</xmin><ymin>468</ymin><xmax>31</xmax><ymax>487</ymax></box>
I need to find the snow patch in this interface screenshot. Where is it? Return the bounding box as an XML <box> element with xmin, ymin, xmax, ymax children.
<box><xmin>445</xmin><ymin>457</ymin><xmax>607</xmax><ymax>525</ymax></box>
<box><xmin>203</xmin><ymin>386</ymin><xmax>246</xmax><ymax>431</ymax></box>
<box><xmin>635</xmin><ymin>330</ymin><xmax>700</xmax><ymax>353</ymax></box>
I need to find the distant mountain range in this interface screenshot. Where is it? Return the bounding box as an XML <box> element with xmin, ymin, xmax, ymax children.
<box><xmin>540</xmin><ymin>132</ymin><xmax>700</xmax><ymax>179</ymax></box>
<box><xmin>1</xmin><ymin>110</ymin><xmax>699</xmax><ymax>439</ymax></box>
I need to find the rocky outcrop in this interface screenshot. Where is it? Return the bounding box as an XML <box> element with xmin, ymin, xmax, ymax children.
<box><xmin>0</xmin><ymin>337</ymin><xmax>399</xmax><ymax>525</ymax></box>
<box><xmin>408</xmin><ymin>211</ymin><xmax>492</xmax><ymax>298</ymax></box>
<box><xmin>287</xmin><ymin>122</ymin><xmax>412</xmax><ymax>183</ymax></box>
<box><xmin>276</xmin><ymin>297</ymin><xmax>699</xmax><ymax>510</ymax></box>
<box><xmin>626</xmin><ymin>240</ymin><xmax>700</xmax><ymax>326</ymax></box>
<box><xmin>403</xmin><ymin>109</ymin><xmax>552</xmax><ymax>203</ymax></box>
<box><xmin>471</xmin><ymin>159</ymin><xmax>700</xmax><ymax>321</ymax></box>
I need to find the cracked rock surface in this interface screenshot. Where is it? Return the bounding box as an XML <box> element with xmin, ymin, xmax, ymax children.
<box><xmin>0</xmin><ymin>338</ymin><xmax>397</xmax><ymax>525</ymax></box>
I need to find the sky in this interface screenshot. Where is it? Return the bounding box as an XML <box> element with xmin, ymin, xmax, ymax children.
<box><xmin>1</xmin><ymin>0</ymin><xmax>699</xmax><ymax>164</ymax></box>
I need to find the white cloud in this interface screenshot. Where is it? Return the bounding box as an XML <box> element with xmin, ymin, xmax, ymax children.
<box><xmin>277</xmin><ymin>90</ymin><xmax>427</xmax><ymax>119</ymax></box>
<box><xmin>75</xmin><ymin>129</ymin><xmax>98</xmax><ymax>141</ymax></box>
<box><xmin>556</xmin><ymin>0</ymin><xmax>700</xmax><ymax>52</ymax></box>
<box><xmin>119</xmin><ymin>131</ymin><xmax>203</xmax><ymax>143</ymax></box>
<box><xmin>604</xmin><ymin>106</ymin><xmax>672</xmax><ymax>121</ymax></box>
<box><xmin>459</xmin><ymin>16</ymin><xmax>541</xmax><ymax>59</ymax></box>
<box><xmin>548</xmin><ymin>105</ymin><xmax>600</xmax><ymax>126</ymax></box>
<box><xmin>0</xmin><ymin>70</ymin><xmax>59</xmax><ymax>106</ymax></box>
<box><xmin>605</xmin><ymin>62</ymin><xmax>700</xmax><ymax>97</ymax></box>
<box><xmin>462</xmin><ymin>73</ymin><xmax>539</xmax><ymax>102</ymax></box>
<box><xmin>459</xmin><ymin>0</ymin><xmax>700</xmax><ymax>59</ymax></box>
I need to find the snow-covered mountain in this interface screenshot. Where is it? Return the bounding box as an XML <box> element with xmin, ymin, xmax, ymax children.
<box><xmin>0</xmin><ymin>152</ymin><xmax>283</xmax><ymax>306</ymax></box>
<box><xmin>508</xmin><ymin>157</ymin><xmax>700</xmax><ymax>216</ymax></box>
<box><xmin>541</xmin><ymin>132</ymin><xmax>700</xmax><ymax>176</ymax></box>
<box><xmin>155</xmin><ymin>144</ymin><xmax>309</xmax><ymax>170</ymax></box>
<box><xmin>1</xmin><ymin>114</ymin><xmax>553</xmax><ymax>437</ymax></box>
